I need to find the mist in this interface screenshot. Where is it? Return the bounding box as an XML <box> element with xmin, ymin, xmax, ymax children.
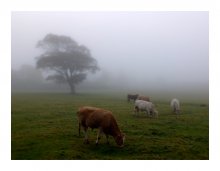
<box><xmin>11</xmin><ymin>11</ymin><xmax>209</xmax><ymax>102</ymax></box>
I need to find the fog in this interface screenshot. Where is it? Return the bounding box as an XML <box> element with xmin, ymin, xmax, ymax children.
<box><xmin>11</xmin><ymin>12</ymin><xmax>209</xmax><ymax>101</ymax></box>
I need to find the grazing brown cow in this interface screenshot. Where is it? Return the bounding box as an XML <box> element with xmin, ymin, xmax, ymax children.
<box><xmin>137</xmin><ymin>95</ymin><xmax>150</xmax><ymax>102</ymax></box>
<box><xmin>77</xmin><ymin>106</ymin><xmax>125</xmax><ymax>147</ymax></box>
<box><xmin>127</xmin><ymin>94</ymin><xmax>139</xmax><ymax>102</ymax></box>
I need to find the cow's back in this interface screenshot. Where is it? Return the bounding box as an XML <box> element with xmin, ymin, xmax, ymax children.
<box><xmin>137</xmin><ymin>96</ymin><xmax>150</xmax><ymax>101</ymax></box>
<box><xmin>89</xmin><ymin>110</ymin><xmax>119</xmax><ymax>134</ymax></box>
<box><xmin>171</xmin><ymin>99</ymin><xmax>180</xmax><ymax>108</ymax></box>
<box><xmin>77</xmin><ymin>106</ymin><xmax>119</xmax><ymax>134</ymax></box>
<box><xmin>86</xmin><ymin>110</ymin><xmax>110</xmax><ymax>128</ymax></box>
<box><xmin>135</xmin><ymin>100</ymin><xmax>148</xmax><ymax>108</ymax></box>
<box><xmin>170</xmin><ymin>99</ymin><xmax>180</xmax><ymax>113</ymax></box>
<box><xmin>77</xmin><ymin>106</ymin><xmax>99</xmax><ymax>127</ymax></box>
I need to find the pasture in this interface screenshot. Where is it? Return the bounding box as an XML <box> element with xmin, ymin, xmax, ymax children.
<box><xmin>11</xmin><ymin>93</ymin><xmax>209</xmax><ymax>159</ymax></box>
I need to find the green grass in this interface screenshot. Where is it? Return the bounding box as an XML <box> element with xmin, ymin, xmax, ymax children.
<box><xmin>11</xmin><ymin>93</ymin><xmax>209</xmax><ymax>159</ymax></box>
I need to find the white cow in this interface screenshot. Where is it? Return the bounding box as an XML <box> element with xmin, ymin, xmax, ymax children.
<box><xmin>134</xmin><ymin>100</ymin><xmax>158</xmax><ymax>118</ymax></box>
<box><xmin>170</xmin><ymin>98</ymin><xmax>180</xmax><ymax>114</ymax></box>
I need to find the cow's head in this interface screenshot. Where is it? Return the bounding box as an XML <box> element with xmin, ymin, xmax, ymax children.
<box><xmin>154</xmin><ymin>110</ymin><xmax>159</xmax><ymax>118</ymax></box>
<box><xmin>115</xmin><ymin>133</ymin><xmax>125</xmax><ymax>147</ymax></box>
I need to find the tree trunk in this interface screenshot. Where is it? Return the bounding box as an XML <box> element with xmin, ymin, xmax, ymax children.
<box><xmin>69</xmin><ymin>83</ymin><xmax>76</xmax><ymax>94</ymax></box>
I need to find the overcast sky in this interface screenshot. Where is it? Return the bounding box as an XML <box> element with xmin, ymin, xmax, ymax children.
<box><xmin>11</xmin><ymin>11</ymin><xmax>208</xmax><ymax>92</ymax></box>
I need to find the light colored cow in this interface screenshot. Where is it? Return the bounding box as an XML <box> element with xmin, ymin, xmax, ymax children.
<box><xmin>134</xmin><ymin>100</ymin><xmax>158</xmax><ymax>118</ymax></box>
<box><xmin>170</xmin><ymin>98</ymin><xmax>180</xmax><ymax>114</ymax></box>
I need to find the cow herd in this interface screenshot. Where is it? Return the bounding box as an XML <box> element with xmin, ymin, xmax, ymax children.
<box><xmin>76</xmin><ymin>94</ymin><xmax>180</xmax><ymax>147</ymax></box>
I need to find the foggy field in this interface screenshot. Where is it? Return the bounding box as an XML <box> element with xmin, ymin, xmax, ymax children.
<box><xmin>11</xmin><ymin>12</ymin><xmax>209</xmax><ymax>159</ymax></box>
<box><xmin>11</xmin><ymin>93</ymin><xmax>209</xmax><ymax>160</ymax></box>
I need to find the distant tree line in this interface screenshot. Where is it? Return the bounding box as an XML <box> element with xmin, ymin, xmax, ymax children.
<box><xmin>11</xmin><ymin>65</ymin><xmax>67</xmax><ymax>92</ymax></box>
<box><xmin>11</xmin><ymin>65</ymin><xmax>128</xmax><ymax>93</ymax></box>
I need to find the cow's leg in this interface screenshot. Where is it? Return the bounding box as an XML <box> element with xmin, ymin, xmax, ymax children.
<box><xmin>96</xmin><ymin>128</ymin><xmax>103</xmax><ymax>145</ymax></box>
<box><xmin>149</xmin><ymin>109</ymin><xmax>153</xmax><ymax>117</ymax></box>
<box><xmin>83</xmin><ymin>127</ymin><xmax>89</xmax><ymax>144</ymax></box>
<box><xmin>174</xmin><ymin>106</ymin><xmax>177</xmax><ymax>114</ymax></box>
<box><xmin>146</xmin><ymin>109</ymin><xmax>151</xmax><ymax>117</ymax></box>
<box><xmin>175</xmin><ymin>109</ymin><xmax>180</xmax><ymax>119</ymax></box>
<box><xmin>78</xmin><ymin>122</ymin><xmax>81</xmax><ymax>136</ymax></box>
<box><xmin>133</xmin><ymin>107</ymin><xmax>136</xmax><ymax>115</ymax></box>
<box><xmin>146</xmin><ymin>110</ymin><xmax>148</xmax><ymax>117</ymax></box>
<box><xmin>154</xmin><ymin>110</ymin><xmax>158</xmax><ymax>118</ymax></box>
<box><xmin>134</xmin><ymin>106</ymin><xmax>139</xmax><ymax>116</ymax></box>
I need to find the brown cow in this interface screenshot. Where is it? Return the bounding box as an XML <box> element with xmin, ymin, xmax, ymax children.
<box><xmin>77</xmin><ymin>106</ymin><xmax>125</xmax><ymax>147</ymax></box>
<box><xmin>137</xmin><ymin>95</ymin><xmax>150</xmax><ymax>102</ymax></box>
